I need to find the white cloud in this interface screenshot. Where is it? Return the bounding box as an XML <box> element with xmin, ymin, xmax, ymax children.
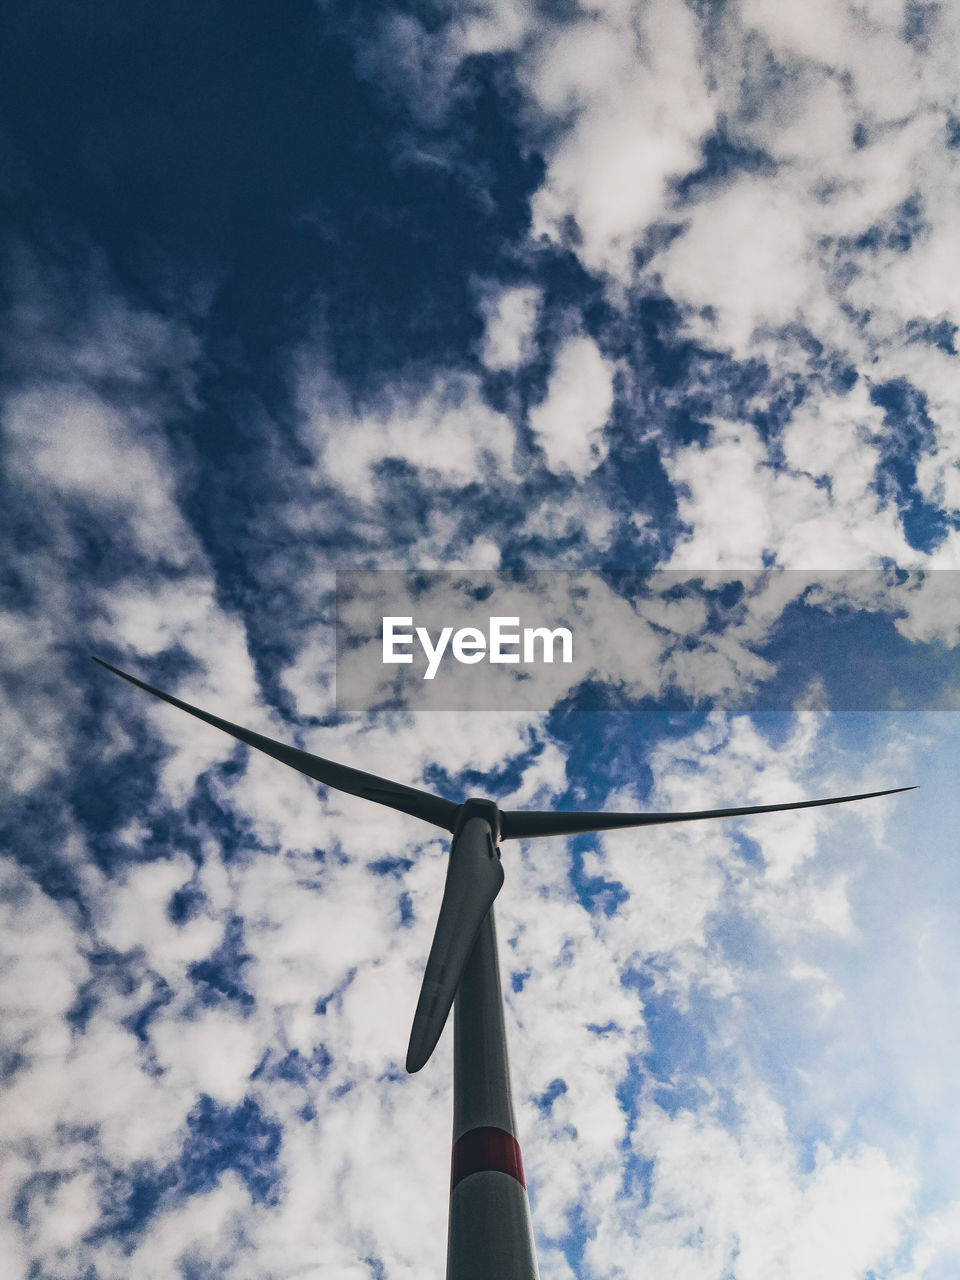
<box><xmin>892</xmin><ymin>1199</ymin><xmax>960</xmax><ymax>1279</ymax></box>
<box><xmin>454</xmin><ymin>0</ymin><xmax>536</xmax><ymax>57</ymax></box>
<box><xmin>2</xmin><ymin>250</ymin><xmax>200</xmax><ymax>397</ymax></box>
<box><xmin>519</xmin><ymin>485</ymin><xmax>618</xmax><ymax>558</ymax></box>
<box><xmin>479</xmin><ymin>283</ymin><xmax>542</xmax><ymax>371</ymax></box>
<box><xmin>592</xmin><ymin>1092</ymin><xmax>915</xmax><ymax>1280</ymax></box>
<box><xmin>0</xmin><ymin>593</ymin><xmax>84</xmax><ymax>797</ymax></box>
<box><xmin>0</xmin><ymin>278</ymin><xmax>212</xmax><ymax>802</ymax></box>
<box><xmin>90</xmin><ymin>577</ymin><xmax>269</xmax><ymax>803</ymax></box>
<box><xmin>150</xmin><ymin>1008</ymin><xmax>265</xmax><ymax>1108</ymax></box>
<box><xmin>888</xmin><ymin>572</ymin><xmax>960</xmax><ymax>647</ymax></box>
<box><xmin>665</xmin><ymin>409</ymin><xmax>917</xmax><ymax>569</ymax></box>
<box><xmin>100</xmin><ymin>1174</ymin><xmax>253</xmax><ymax>1280</ymax></box>
<box><xmin>740</xmin><ymin>0</ymin><xmax>898</xmax><ymax>72</ymax></box>
<box><xmin>300</xmin><ymin>367</ymin><xmax>517</xmax><ymax>505</ymax></box>
<box><xmin>656</xmin><ymin>177</ymin><xmax>823</xmax><ymax>356</ymax></box>
<box><xmin>5</xmin><ymin>385</ymin><xmax>197</xmax><ymax>571</ymax></box>
<box><xmin>529</xmin><ymin>334</ymin><xmax>616</xmax><ymax>477</ymax></box>
<box><xmin>16</xmin><ymin>1167</ymin><xmax>101</xmax><ymax>1278</ymax></box>
<box><xmin>0</xmin><ymin>861</ymin><xmax>87</xmax><ymax>1072</ymax></box>
<box><xmin>527</xmin><ymin>2</ymin><xmax>715</xmax><ymax>280</ymax></box>
<box><xmin>98</xmin><ymin>856</ymin><xmax>223</xmax><ymax>983</ymax></box>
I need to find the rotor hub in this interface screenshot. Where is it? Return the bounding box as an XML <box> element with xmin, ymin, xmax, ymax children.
<box><xmin>454</xmin><ymin>797</ymin><xmax>501</xmax><ymax>844</ymax></box>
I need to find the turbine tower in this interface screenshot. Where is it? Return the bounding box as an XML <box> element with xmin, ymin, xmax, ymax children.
<box><xmin>93</xmin><ymin>657</ymin><xmax>913</xmax><ymax>1280</ymax></box>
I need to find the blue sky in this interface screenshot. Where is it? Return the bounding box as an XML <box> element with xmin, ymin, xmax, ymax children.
<box><xmin>3</xmin><ymin>2</ymin><xmax>960</xmax><ymax>1277</ymax></box>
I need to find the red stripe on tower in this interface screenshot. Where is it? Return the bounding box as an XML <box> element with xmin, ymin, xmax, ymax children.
<box><xmin>451</xmin><ymin>1126</ymin><xmax>526</xmax><ymax>1190</ymax></box>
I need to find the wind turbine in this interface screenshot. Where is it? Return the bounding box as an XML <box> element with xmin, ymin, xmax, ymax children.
<box><xmin>92</xmin><ymin>657</ymin><xmax>913</xmax><ymax>1280</ymax></box>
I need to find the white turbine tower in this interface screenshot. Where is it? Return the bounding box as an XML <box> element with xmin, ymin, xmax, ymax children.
<box><xmin>93</xmin><ymin>657</ymin><xmax>913</xmax><ymax>1280</ymax></box>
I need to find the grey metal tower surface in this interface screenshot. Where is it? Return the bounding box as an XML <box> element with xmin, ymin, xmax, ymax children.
<box><xmin>92</xmin><ymin>657</ymin><xmax>913</xmax><ymax>1278</ymax></box>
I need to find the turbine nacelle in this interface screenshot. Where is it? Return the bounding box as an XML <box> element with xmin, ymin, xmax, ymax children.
<box><xmin>453</xmin><ymin>798</ymin><xmax>502</xmax><ymax>844</ymax></box>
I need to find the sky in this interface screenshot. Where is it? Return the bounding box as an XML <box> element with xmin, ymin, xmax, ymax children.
<box><xmin>2</xmin><ymin>1</ymin><xmax>960</xmax><ymax>1277</ymax></box>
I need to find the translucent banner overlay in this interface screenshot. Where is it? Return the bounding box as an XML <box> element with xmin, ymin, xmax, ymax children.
<box><xmin>335</xmin><ymin>570</ymin><xmax>960</xmax><ymax>713</ymax></box>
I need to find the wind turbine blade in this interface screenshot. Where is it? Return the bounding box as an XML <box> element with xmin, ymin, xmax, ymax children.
<box><xmin>91</xmin><ymin>657</ymin><xmax>458</xmax><ymax>831</ymax></box>
<box><xmin>406</xmin><ymin>818</ymin><xmax>504</xmax><ymax>1073</ymax></box>
<box><xmin>499</xmin><ymin>786</ymin><xmax>916</xmax><ymax>840</ymax></box>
